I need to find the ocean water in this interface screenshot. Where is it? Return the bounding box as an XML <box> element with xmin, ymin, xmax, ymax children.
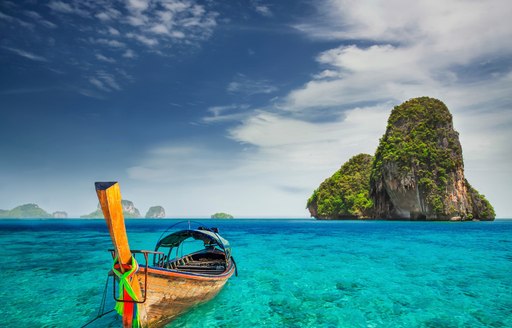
<box><xmin>0</xmin><ymin>219</ymin><xmax>511</xmax><ymax>328</ymax></box>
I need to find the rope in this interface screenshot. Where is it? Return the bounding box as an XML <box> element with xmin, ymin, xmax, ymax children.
<box><xmin>231</xmin><ymin>257</ymin><xmax>238</xmax><ymax>277</ymax></box>
<box><xmin>98</xmin><ymin>274</ymin><xmax>109</xmax><ymax>317</ymax></box>
<box><xmin>80</xmin><ymin>275</ymin><xmax>115</xmax><ymax>327</ymax></box>
<box><xmin>112</xmin><ymin>256</ymin><xmax>142</xmax><ymax>328</ymax></box>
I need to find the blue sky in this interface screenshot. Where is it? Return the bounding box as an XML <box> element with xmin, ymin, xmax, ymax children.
<box><xmin>1</xmin><ymin>0</ymin><xmax>511</xmax><ymax>218</ymax></box>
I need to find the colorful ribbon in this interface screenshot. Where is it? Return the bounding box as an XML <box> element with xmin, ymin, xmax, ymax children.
<box><xmin>112</xmin><ymin>256</ymin><xmax>142</xmax><ymax>328</ymax></box>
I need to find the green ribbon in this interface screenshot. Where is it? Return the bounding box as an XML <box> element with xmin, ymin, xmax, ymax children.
<box><xmin>112</xmin><ymin>256</ymin><xmax>141</xmax><ymax>327</ymax></box>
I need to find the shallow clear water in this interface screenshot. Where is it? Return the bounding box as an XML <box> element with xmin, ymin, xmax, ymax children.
<box><xmin>0</xmin><ymin>219</ymin><xmax>511</xmax><ymax>327</ymax></box>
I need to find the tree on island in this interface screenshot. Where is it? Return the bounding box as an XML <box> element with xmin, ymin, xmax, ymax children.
<box><xmin>211</xmin><ymin>212</ymin><xmax>233</xmax><ymax>219</ymax></box>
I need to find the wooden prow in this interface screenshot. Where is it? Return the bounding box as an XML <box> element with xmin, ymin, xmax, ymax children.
<box><xmin>95</xmin><ymin>182</ymin><xmax>133</xmax><ymax>267</ymax></box>
<box><xmin>95</xmin><ymin>181</ymin><xmax>144</xmax><ymax>327</ymax></box>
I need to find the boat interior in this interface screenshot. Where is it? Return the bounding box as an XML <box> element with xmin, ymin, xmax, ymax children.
<box><xmin>158</xmin><ymin>251</ymin><xmax>228</xmax><ymax>274</ymax></box>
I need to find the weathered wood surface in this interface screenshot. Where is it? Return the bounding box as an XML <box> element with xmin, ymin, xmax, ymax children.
<box><xmin>96</xmin><ymin>182</ymin><xmax>132</xmax><ymax>266</ymax></box>
<box><xmin>137</xmin><ymin>266</ymin><xmax>234</xmax><ymax>327</ymax></box>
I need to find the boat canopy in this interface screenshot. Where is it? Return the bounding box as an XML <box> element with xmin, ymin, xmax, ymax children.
<box><xmin>155</xmin><ymin>229</ymin><xmax>231</xmax><ymax>258</ymax></box>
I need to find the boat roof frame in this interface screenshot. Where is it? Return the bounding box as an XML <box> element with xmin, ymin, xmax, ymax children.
<box><xmin>155</xmin><ymin>228</ymin><xmax>231</xmax><ymax>259</ymax></box>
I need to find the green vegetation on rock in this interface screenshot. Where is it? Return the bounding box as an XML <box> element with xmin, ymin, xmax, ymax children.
<box><xmin>307</xmin><ymin>154</ymin><xmax>374</xmax><ymax>219</ymax></box>
<box><xmin>211</xmin><ymin>212</ymin><xmax>234</xmax><ymax>219</ymax></box>
<box><xmin>465</xmin><ymin>180</ymin><xmax>496</xmax><ymax>219</ymax></box>
<box><xmin>0</xmin><ymin>204</ymin><xmax>53</xmax><ymax>218</ymax></box>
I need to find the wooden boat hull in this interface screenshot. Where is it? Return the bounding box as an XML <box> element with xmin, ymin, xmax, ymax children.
<box><xmin>95</xmin><ymin>181</ymin><xmax>235</xmax><ymax>327</ymax></box>
<box><xmin>135</xmin><ymin>264</ymin><xmax>235</xmax><ymax>327</ymax></box>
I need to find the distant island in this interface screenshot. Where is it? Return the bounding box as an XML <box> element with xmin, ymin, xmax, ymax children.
<box><xmin>81</xmin><ymin>200</ymin><xmax>142</xmax><ymax>218</ymax></box>
<box><xmin>307</xmin><ymin>97</ymin><xmax>495</xmax><ymax>221</ymax></box>
<box><xmin>0</xmin><ymin>204</ymin><xmax>67</xmax><ymax>218</ymax></box>
<box><xmin>52</xmin><ymin>211</ymin><xmax>68</xmax><ymax>218</ymax></box>
<box><xmin>211</xmin><ymin>212</ymin><xmax>233</xmax><ymax>219</ymax></box>
<box><xmin>145</xmin><ymin>206</ymin><xmax>166</xmax><ymax>218</ymax></box>
<box><xmin>0</xmin><ymin>201</ymin><xmax>165</xmax><ymax>219</ymax></box>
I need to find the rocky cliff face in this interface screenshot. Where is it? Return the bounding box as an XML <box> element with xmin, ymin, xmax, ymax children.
<box><xmin>145</xmin><ymin>206</ymin><xmax>166</xmax><ymax>218</ymax></box>
<box><xmin>52</xmin><ymin>211</ymin><xmax>68</xmax><ymax>218</ymax></box>
<box><xmin>121</xmin><ymin>200</ymin><xmax>141</xmax><ymax>218</ymax></box>
<box><xmin>307</xmin><ymin>154</ymin><xmax>374</xmax><ymax>219</ymax></box>
<box><xmin>81</xmin><ymin>200</ymin><xmax>142</xmax><ymax>218</ymax></box>
<box><xmin>370</xmin><ymin>97</ymin><xmax>494</xmax><ymax>220</ymax></box>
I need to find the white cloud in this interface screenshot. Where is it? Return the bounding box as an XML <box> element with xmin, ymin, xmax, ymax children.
<box><xmin>283</xmin><ymin>0</ymin><xmax>512</xmax><ymax>115</ymax></box>
<box><xmin>127</xmin><ymin>0</ymin><xmax>151</xmax><ymax>12</ymax></box>
<box><xmin>0</xmin><ymin>0</ymin><xmax>218</xmax><ymax>98</ymax></box>
<box><xmin>229</xmin><ymin>105</ymin><xmax>388</xmax><ymax>160</ymax></box>
<box><xmin>107</xmin><ymin>27</ymin><xmax>120</xmax><ymax>36</ymax></box>
<box><xmin>24</xmin><ymin>10</ymin><xmax>57</xmax><ymax>28</ymax></box>
<box><xmin>98</xmin><ymin>72</ymin><xmax>121</xmax><ymax>90</ymax></box>
<box><xmin>90</xmin><ymin>38</ymin><xmax>125</xmax><ymax>48</ymax></box>
<box><xmin>2</xmin><ymin>46</ymin><xmax>48</xmax><ymax>62</ymax></box>
<box><xmin>40</xmin><ymin>19</ymin><xmax>57</xmax><ymax>28</ymax></box>
<box><xmin>125</xmin><ymin>143</ymin><xmax>307</xmax><ymax>217</ymax></box>
<box><xmin>140</xmin><ymin>1</ymin><xmax>217</xmax><ymax>40</ymax></box>
<box><xmin>95</xmin><ymin>8</ymin><xmax>122</xmax><ymax>21</ymax></box>
<box><xmin>12</xmin><ymin>0</ymin><xmax>217</xmax><ymax>97</ymax></box>
<box><xmin>96</xmin><ymin>12</ymin><xmax>110</xmax><ymax>21</ymax></box>
<box><xmin>250</xmin><ymin>0</ymin><xmax>272</xmax><ymax>17</ymax></box>
<box><xmin>47</xmin><ymin>1</ymin><xmax>88</xmax><ymax>17</ymax></box>
<box><xmin>45</xmin><ymin>0</ymin><xmax>218</xmax><ymax>52</ymax></box>
<box><xmin>254</xmin><ymin>5</ymin><xmax>272</xmax><ymax>17</ymax></box>
<box><xmin>127</xmin><ymin>14</ymin><xmax>147</xmax><ymax>27</ymax></box>
<box><xmin>0</xmin><ymin>11</ymin><xmax>13</xmax><ymax>21</ymax></box>
<box><xmin>202</xmin><ymin>104</ymin><xmax>251</xmax><ymax>123</ymax></box>
<box><xmin>127</xmin><ymin>32</ymin><xmax>159</xmax><ymax>46</ymax></box>
<box><xmin>227</xmin><ymin>75</ymin><xmax>278</xmax><ymax>95</ymax></box>
<box><xmin>47</xmin><ymin>1</ymin><xmax>73</xmax><ymax>13</ymax></box>
<box><xmin>89</xmin><ymin>78</ymin><xmax>108</xmax><ymax>91</ymax></box>
<box><xmin>0</xmin><ymin>10</ymin><xmax>34</xmax><ymax>28</ymax></box>
<box><xmin>171</xmin><ymin>31</ymin><xmax>185</xmax><ymax>39</ymax></box>
<box><xmin>295</xmin><ymin>0</ymin><xmax>512</xmax><ymax>51</ymax></box>
<box><xmin>89</xmin><ymin>71</ymin><xmax>121</xmax><ymax>91</ymax></box>
<box><xmin>122</xmin><ymin>49</ymin><xmax>136</xmax><ymax>58</ymax></box>
<box><xmin>96</xmin><ymin>54</ymin><xmax>116</xmax><ymax>63</ymax></box>
<box><xmin>149</xmin><ymin>23</ymin><xmax>169</xmax><ymax>34</ymax></box>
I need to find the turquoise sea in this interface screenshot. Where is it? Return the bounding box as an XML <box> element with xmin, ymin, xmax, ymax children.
<box><xmin>0</xmin><ymin>219</ymin><xmax>511</xmax><ymax>327</ymax></box>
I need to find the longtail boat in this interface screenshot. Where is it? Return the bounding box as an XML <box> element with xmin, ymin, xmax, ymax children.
<box><xmin>95</xmin><ymin>181</ymin><xmax>236</xmax><ymax>327</ymax></box>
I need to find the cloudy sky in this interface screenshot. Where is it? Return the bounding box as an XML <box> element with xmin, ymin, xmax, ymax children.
<box><xmin>1</xmin><ymin>0</ymin><xmax>511</xmax><ymax>218</ymax></box>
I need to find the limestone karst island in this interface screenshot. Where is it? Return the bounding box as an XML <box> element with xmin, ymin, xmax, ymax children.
<box><xmin>211</xmin><ymin>212</ymin><xmax>234</xmax><ymax>219</ymax></box>
<box><xmin>81</xmin><ymin>200</ymin><xmax>166</xmax><ymax>219</ymax></box>
<box><xmin>307</xmin><ymin>97</ymin><xmax>495</xmax><ymax>221</ymax></box>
